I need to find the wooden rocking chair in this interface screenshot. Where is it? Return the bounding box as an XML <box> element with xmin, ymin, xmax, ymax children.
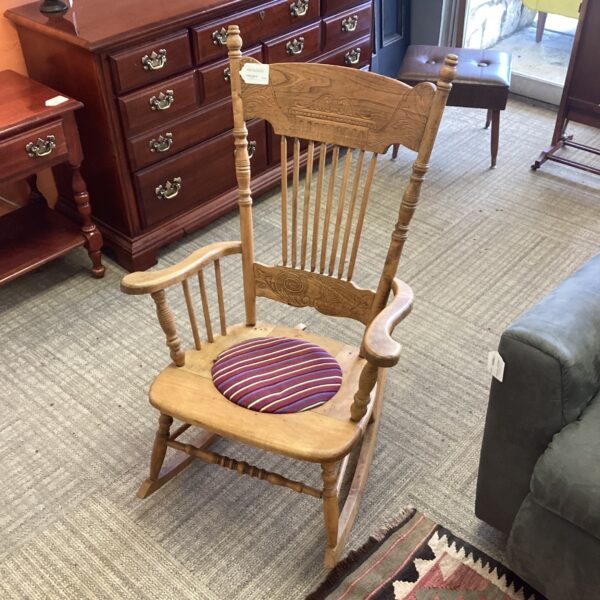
<box><xmin>121</xmin><ymin>26</ymin><xmax>456</xmax><ymax>568</ymax></box>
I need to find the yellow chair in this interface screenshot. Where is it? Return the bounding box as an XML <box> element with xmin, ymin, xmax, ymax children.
<box><xmin>523</xmin><ymin>0</ymin><xmax>581</xmax><ymax>42</ymax></box>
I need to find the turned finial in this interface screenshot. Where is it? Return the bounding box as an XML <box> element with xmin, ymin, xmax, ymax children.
<box><xmin>226</xmin><ymin>25</ymin><xmax>242</xmax><ymax>55</ymax></box>
<box><xmin>437</xmin><ymin>53</ymin><xmax>458</xmax><ymax>92</ymax></box>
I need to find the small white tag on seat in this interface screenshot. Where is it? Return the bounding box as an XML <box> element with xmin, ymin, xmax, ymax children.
<box><xmin>487</xmin><ymin>351</ymin><xmax>505</xmax><ymax>382</ymax></box>
<box><xmin>240</xmin><ymin>63</ymin><xmax>269</xmax><ymax>85</ymax></box>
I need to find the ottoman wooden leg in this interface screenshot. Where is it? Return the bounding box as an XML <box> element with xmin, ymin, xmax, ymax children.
<box><xmin>485</xmin><ymin>109</ymin><xmax>492</xmax><ymax>130</ymax></box>
<box><xmin>490</xmin><ymin>109</ymin><xmax>500</xmax><ymax>168</ymax></box>
<box><xmin>536</xmin><ymin>12</ymin><xmax>547</xmax><ymax>43</ymax></box>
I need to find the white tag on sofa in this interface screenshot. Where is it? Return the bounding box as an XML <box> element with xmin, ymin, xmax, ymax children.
<box><xmin>487</xmin><ymin>351</ymin><xmax>505</xmax><ymax>382</ymax></box>
<box><xmin>240</xmin><ymin>63</ymin><xmax>269</xmax><ymax>85</ymax></box>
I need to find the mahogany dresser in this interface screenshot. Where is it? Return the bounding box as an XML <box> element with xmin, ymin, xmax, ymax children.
<box><xmin>7</xmin><ymin>0</ymin><xmax>374</xmax><ymax>270</ymax></box>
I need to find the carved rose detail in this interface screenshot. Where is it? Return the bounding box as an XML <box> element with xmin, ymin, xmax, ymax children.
<box><xmin>254</xmin><ymin>264</ymin><xmax>374</xmax><ymax>324</ymax></box>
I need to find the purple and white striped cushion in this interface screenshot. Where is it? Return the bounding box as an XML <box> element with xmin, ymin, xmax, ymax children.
<box><xmin>211</xmin><ymin>336</ymin><xmax>343</xmax><ymax>413</ymax></box>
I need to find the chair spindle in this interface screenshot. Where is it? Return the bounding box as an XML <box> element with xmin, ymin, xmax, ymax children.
<box><xmin>280</xmin><ymin>136</ymin><xmax>288</xmax><ymax>266</ymax></box>
<box><xmin>311</xmin><ymin>142</ymin><xmax>328</xmax><ymax>272</ymax></box>
<box><xmin>328</xmin><ymin>148</ymin><xmax>353</xmax><ymax>276</ymax></box>
<box><xmin>320</xmin><ymin>145</ymin><xmax>339</xmax><ymax>274</ymax></box>
<box><xmin>182</xmin><ymin>278</ymin><xmax>202</xmax><ymax>350</ymax></box>
<box><xmin>337</xmin><ymin>149</ymin><xmax>365</xmax><ymax>279</ymax></box>
<box><xmin>214</xmin><ymin>259</ymin><xmax>227</xmax><ymax>336</ymax></box>
<box><xmin>300</xmin><ymin>141</ymin><xmax>315</xmax><ymax>270</ymax></box>
<box><xmin>291</xmin><ymin>138</ymin><xmax>300</xmax><ymax>268</ymax></box>
<box><xmin>151</xmin><ymin>289</ymin><xmax>185</xmax><ymax>366</ymax></box>
<box><xmin>347</xmin><ymin>152</ymin><xmax>378</xmax><ymax>281</ymax></box>
<box><xmin>197</xmin><ymin>270</ymin><xmax>214</xmax><ymax>343</ymax></box>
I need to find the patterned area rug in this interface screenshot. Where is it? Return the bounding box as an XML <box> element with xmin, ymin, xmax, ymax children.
<box><xmin>307</xmin><ymin>508</ymin><xmax>546</xmax><ymax>600</ymax></box>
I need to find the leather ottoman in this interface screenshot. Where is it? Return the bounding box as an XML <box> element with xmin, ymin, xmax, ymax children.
<box><xmin>393</xmin><ymin>45</ymin><xmax>512</xmax><ymax>167</ymax></box>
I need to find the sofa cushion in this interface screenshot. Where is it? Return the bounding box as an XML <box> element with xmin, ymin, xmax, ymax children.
<box><xmin>531</xmin><ymin>390</ymin><xmax>600</xmax><ymax>540</ymax></box>
<box><xmin>505</xmin><ymin>252</ymin><xmax>600</xmax><ymax>425</ymax></box>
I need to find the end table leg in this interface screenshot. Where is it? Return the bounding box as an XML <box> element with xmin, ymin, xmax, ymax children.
<box><xmin>71</xmin><ymin>165</ymin><xmax>105</xmax><ymax>278</ymax></box>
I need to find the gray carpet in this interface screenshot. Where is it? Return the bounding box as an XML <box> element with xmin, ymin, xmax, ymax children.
<box><xmin>1</xmin><ymin>97</ymin><xmax>599</xmax><ymax>599</ymax></box>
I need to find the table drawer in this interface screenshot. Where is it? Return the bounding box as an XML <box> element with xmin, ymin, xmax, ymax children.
<box><xmin>0</xmin><ymin>119</ymin><xmax>68</xmax><ymax>181</ymax></box>
<box><xmin>118</xmin><ymin>71</ymin><xmax>200</xmax><ymax>136</ymax></box>
<box><xmin>322</xmin><ymin>3</ymin><xmax>372</xmax><ymax>52</ymax></box>
<box><xmin>110</xmin><ymin>31</ymin><xmax>193</xmax><ymax>94</ymax></box>
<box><xmin>263</xmin><ymin>22</ymin><xmax>322</xmax><ymax>63</ymax></box>
<box><xmin>198</xmin><ymin>46</ymin><xmax>263</xmax><ymax>106</ymax></box>
<box><xmin>136</xmin><ymin>120</ymin><xmax>268</xmax><ymax>227</ymax></box>
<box><xmin>317</xmin><ymin>36</ymin><xmax>372</xmax><ymax>69</ymax></box>
<box><xmin>127</xmin><ymin>100</ymin><xmax>234</xmax><ymax>171</ymax></box>
<box><xmin>322</xmin><ymin>0</ymin><xmax>367</xmax><ymax>16</ymax></box>
<box><xmin>192</xmin><ymin>0</ymin><xmax>320</xmax><ymax>64</ymax></box>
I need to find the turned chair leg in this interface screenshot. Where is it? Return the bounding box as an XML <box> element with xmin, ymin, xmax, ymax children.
<box><xmin>485</xmin><ymin>109</ymin><xmax>492</xmax><ymax>130</ymax></box>
<box><xmin>321</xmin><ymin>462</ymin><xmax>339</xmax><ymax>566</ymax></box>
<box><xmin>536</xmin><ymin>11</ymin><xmax>547</xmax><ymax>43</ymax></box>
<box><xmin>490</xmin><ymin>109</ymin><xmax>500</xmax><ymax>168</ymax></box>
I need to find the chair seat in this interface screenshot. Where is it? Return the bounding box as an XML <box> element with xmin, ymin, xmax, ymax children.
<box><xmin>399</xmin><ymin>45</ymin><xmax>512</xmax><ymax>110</ymax></box>
<box><xmin>212</xmin><ymin>336</ymin><xmax>343</xmax><ymax>413</ymax></box>
<box><xmin>149</xmin><ymin>322</ymin><xmax>374</xmax><ymax>462</ymax></box>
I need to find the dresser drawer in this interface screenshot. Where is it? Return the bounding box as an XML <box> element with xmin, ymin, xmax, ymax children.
<box><xmin>198</xmin><ymin>46</ymin><xmax>263</xmax><ymax>106</ymax></box>
<box><xmin>126</xmin><ymin>100</ymin><xmax>234</xmax><ymax>171</ymax></box>
<box><xmin>192</xmin><ymin>0</ymin><xmax>320</xmax><ymax>64</ymax></box>
<box><xmin>135</xmin><ymin>120</ymin><xmax>268</xmax><ymax>227</ymax></box>
<box><xmin>322</xmin><ymin>3</ymin><xmax>372</xmax><ymax>52</ymax></box>
<box><xmin>322</xmin><ymin>0</ymin><xmax>367</xmax><ymax>16</ymax></box>
<box><xmin>110</xmin><ymin>31</ymin><xmax>193</xmax><ymax>94</ymax></box>
<box><xmin>0</xmin><ymin>119</ymin><xmax>68</xmax><ymax>181</ymax></box>
<box><xmin>118</xmin><ymin>71</ymin><xmax>200</xmax><ymax>136</ymax></box>
<box><xmin>317</xmin><ymin>36</ymin><xmax>372</xmax><ymax>69</ymax></box>
<box><xmin>263</xmin><ymin>22</ymin><xmax>322</xmax><ymax>63</ymax></box>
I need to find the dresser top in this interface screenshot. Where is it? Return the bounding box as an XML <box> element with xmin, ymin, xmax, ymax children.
<box><xmin>6</xmin><ymin>0</ymin><xmax>248</xmax><ymax>51</ymax></box>
<box><xmin>1</xmin><ymin>70</ymin><xmax>80</xmax><ymax>137</ymax></box>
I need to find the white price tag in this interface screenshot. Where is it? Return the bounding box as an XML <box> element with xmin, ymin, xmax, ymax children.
<box><xmin>487</xmin><ymin>351</ymin><xmax>505</xmax><ymax>382</ymax></box>
<box><xmin>240</xmin><ymin>63</ymin><xmax>269</xmax><ymax>85</ymax></box>
<box><xmin>45</xmin><ymin>95</ymin><xmax>69</xmax><ymax>107</ymax></box>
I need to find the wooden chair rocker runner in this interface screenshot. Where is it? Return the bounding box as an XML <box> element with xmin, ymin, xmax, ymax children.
<box><xmin>122</xmin><ymin>26</ymin><xmax>456</xmax><ymax>567</ymax></box>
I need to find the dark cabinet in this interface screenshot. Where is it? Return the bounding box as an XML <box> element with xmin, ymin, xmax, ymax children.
<box><xmin>6</xmin><ymin>0</ymin><xmax>375</xmax><ymax>271</ymax></box>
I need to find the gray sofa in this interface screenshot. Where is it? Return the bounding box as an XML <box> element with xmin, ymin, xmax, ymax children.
<box><xmin>475</xmin><ymin>252</ymin><xmax>600</xmax><ymax>599</ymax></box>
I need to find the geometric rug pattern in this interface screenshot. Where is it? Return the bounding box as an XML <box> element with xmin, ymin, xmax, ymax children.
<box><xmin>307</xmin><ymin>508</ymin><xmax>547</xmax><ymax>600</ymax></box>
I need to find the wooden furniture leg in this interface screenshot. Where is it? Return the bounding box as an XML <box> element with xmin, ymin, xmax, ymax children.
<box><xmin>490</xmin><ymin>109</ymin><xmax>500</xmax><ymax>168</ymax></box>
<box><xmin>70</xmin><ymin>164</ymin><xmax>105</xmax><ymax>277</ymax></box>
<box><xmin>536</xmin><ymin>11</ymin><xmax>548</xmax><ymax>43</ymax></box>
<box><xmin>321</xmin><ymin>461</ymin><xmax>339</xmax><ymax>564</ymax></box>
<box><xmin>485</xmin><ymin>109</ymin><xmax>492</xmax><ymax>130</ymax></box>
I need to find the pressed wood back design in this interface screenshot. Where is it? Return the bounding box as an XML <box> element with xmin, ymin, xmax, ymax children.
<box><xmin>226</xmin><ymin>25</ymin><xmax>457</xmax><ymax>330</ymax></box>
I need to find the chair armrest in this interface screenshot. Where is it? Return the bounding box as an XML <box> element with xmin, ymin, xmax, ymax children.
<box><xmin>362</xmin><ymin>278</ymin><xmax>414</xmax><ymax>368</ymax></box>
<box><xmin>120</xmin><ymin>241</ymin><xmax>243</xmax><ymax>295</ymax></box>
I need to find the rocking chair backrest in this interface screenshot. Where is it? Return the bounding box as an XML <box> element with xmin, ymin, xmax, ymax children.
<box><xmin>227</xmin><ymin>26</ymin><xmax>456</xmax><ymax>328</ymax></box>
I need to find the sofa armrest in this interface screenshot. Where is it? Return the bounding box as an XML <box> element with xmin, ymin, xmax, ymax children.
<box><xmin>476</xmin><ymin>252</ymin><xmax>600</xmax><ymax>533</ymax></box>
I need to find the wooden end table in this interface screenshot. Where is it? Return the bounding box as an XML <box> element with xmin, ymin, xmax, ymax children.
<box><xmin>0</xmin><ymin>70</ymin><xmax>104</xmax><ymax>284</ymax></box>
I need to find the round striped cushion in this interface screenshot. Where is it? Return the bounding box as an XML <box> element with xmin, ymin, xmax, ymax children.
<box><xmin>211</xmin><ymin>336</ymin><xmax>343</xmax><ymax>413</ymax></box>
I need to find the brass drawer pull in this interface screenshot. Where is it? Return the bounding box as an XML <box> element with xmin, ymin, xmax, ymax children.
<box><xmin>286</xmin><ymin>37</ymin><xmax>305</xmax><ymax>56</ymax></box>
<box><xmin>25</xmin><ymin>135</ymin><xmax>56</xmax><ymax>158</ymax></box>
<box><xmin>289</xmin><ymin>0</ymin><xmax>309</xmax><ymax>17</ymax></box>
<box><xmin>235</xmin><ymin>140</ymin><xmax>257</xmax><ymax>159</ymax></box>
<box><xmin>212</xmin><ymin>27</ymin><xmax>228</xmax><ymax>46</ymax></box>
<box><xmin>223</xmin><ymin>66</ymin><xmax>231</xmax><ymax>82</ymax></box>
<box><xmin>149</xmin><ymin>90</ymin><xmax>174</xmax><ymax>111</ymax></box>
<box><xmin>141</xmin><ymin>49</ymin><xmax>167</xmax><ymax>71</ymax></box>
<box><xmin>341</xmin><ymin>15</ymin><xmax>358</xmax><ymax>32</ymax></box>
<box><xmin>149</xmin><ymin>133</ymin><xmax>173</xmax><ymax>153</ymax></box>
<box><xmin>155</xmin><ymin>177</ymin><xmax>182</xmax><ymax>200</ymax></box>
<box><xmin>344</xmin><ymin>48</ymin><xmax>361</xmax><ymax>66</ymax></box>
